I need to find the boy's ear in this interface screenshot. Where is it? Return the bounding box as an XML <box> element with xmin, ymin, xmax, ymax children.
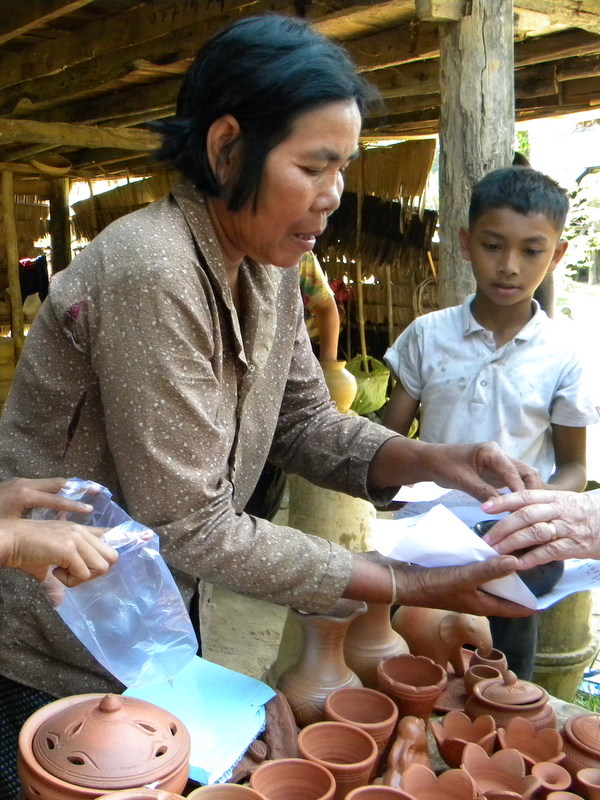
<box><xmin>206</xmin><ymin>114</ymin><xmax>242</xmax><ymax>188</ymax></box>
<box><xmin>547</xmin><ymin>239</ymin><xmax>568</xmax><ymax>274</ymax></box>
<box><xmin>459</xmin><ymin>227</ymin><xmax>472</xmax><ymax>261</ymax></box>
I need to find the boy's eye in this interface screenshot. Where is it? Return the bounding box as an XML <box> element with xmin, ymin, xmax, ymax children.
<box><xmin>482</xmin><ymin>242</ymin><xmax>501</xmax><ymax>250</ymax></box>
<box><xmin>524</xmin><ymin>248</ymin><xmax>543</xmax><ymax>256</ymax></box>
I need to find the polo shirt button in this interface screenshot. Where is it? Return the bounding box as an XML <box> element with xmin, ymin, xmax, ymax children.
<box><xmin>480</xmin><ymin>380</ymin><xmax>487</xmax><ymax>386</ymax></box>
<box><xmin>248</xmin><ymin>364</ymin><xmax>256</xmax><ymax>372</ymax></box>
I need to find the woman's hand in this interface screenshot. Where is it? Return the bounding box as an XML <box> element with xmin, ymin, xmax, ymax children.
<box><xmin>0</xmin><ymin>477</ymin><xmax>93</xmax><ymax>517</ymax></box>
<box><xmin>0</xmin><ymin>517</ymin><xmax>117</xmax><ymax>585</ymax></box>
<box><xmin>368</xmin><ymin>438</ymin><xmax>541</xmax><ymax>502</ymax></box>
<box><xmin>480</xmin><ymin>490</ymin><xmax>600</xmax><ymax>567</ymax></box>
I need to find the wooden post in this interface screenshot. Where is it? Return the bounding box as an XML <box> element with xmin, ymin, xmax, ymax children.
<box><xmin>49</xmin><ymin>177</ymin><xmax>71</xmax><ymax>273</ymax></box>
<box><xmin>438</xmin><ymin>0</ymin><xmax>515</xmax><ymax>308</ymax></box>
<box><xmin>1</xmin><ymin>170</ymin><xmax>24</xmax><ymax>360</ymax></box>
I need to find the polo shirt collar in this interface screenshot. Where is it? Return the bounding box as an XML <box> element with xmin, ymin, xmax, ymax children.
<box><xmin>461</xmin><ymin>293</ymin><xmax>545</xmax><ymax>340</ymax></box>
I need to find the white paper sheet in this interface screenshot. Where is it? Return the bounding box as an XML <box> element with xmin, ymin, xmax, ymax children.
<box><xmin>393</xmin><ymin>482</ymin><xmax>452</xmax><ymax>502</ymax></box>
<box><xmin>125</xmin><ymin>655</ymin><xmax>275</xmax><ymax>784</ymax></box>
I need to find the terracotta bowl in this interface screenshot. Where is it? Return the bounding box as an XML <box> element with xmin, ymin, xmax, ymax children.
<box><xmin>463</xmin><ymin>665</ymin><xmax>503</xmax><ymax>696</ymax></box>
<box><xmin>186</xmin><ymin>787</ymin><xmax>267</xmax><ymax>799</ymax></box>
<box><xmin>401</xmin><ymin>762</ymin><xmax>481</xmax><ymax>800</ymax></box>
<box><xmin>98</xmin><ymin>792</ymin><xmax>185</xmax><ymax>800</ymax></box>
<box><xmin>377</xmin><ymin>654</ymin><xmax>447</xmax><ymax>722</ymax></box>
<box><xmin>468</xmin><ymin>647</ymin><xmax>508</xmax><ymax>676</ymax></box>
<box><xmin>430</xmin><ymin>709</ymin><xmax>496</xmax><ymax>768</ymax></box>
<box><xmin>249</xmin><ymin>757</ymin><xmax>336</xmax><ymax>800</ymax></box>
<box><xmin>576</xmin><ymin>766</ymin><xmax>600</xmax><ymax>800</ymax></box>
<box><xmin>324</xmin><ymin>687</ymin><xmax>398</xmax><ymax>757</ymax></box>
<box><xmin>497</xmin><ymin>716</ymin><xmax>565</xmax><ymax>769</ymax></box>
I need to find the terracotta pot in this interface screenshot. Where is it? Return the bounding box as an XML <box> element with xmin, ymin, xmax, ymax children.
<box><xmin>531</xmin><ymin>762</ymin><xmax>572</xmax><ymax>795</ymax></box>
<box><xmin>344</xmin><ymin>603</ymin><xmax>409</xmax><ymax>689</ymax></box>
<box><xmin>562</xmin><ymin>715</ymin><xmax>600</xmax><ymax>779</ymax></box>
<box><xmin>497</xmin><ymin>717</ymin><xmax>565</xmax><ymax>770</ymax></box>
<box><xmin>430</xmin><ymin>710</ymin><xmax>496</xmax><ymax>769</ymax></box>
<box><xmin>469</xmin><ymin>647</ymin><xmax>509</xmax><ymax>676</ymax></box>
<box><xmin>297</xmin><ymin>721</ymin><xmax>379</xmax><ymax>800</ymax></box>
<box><xmin>460</xmin><ymin>742</ymin><xmax>540</xmax><ymax>800</ymax></box>
<box><xmin>577</xmin><ymin>767</ymin><xmax>600</xmax><ymax>799</ymax></box>
<box><xmin>319</xmin><ymin>361</ymin><xmax>358</xmax><ymax>414</ymax></box>
<box><xmin>547</xmin><ymin>794</ymin><xmax>585</xmax><ymax>800</ymax></box>
<box><xmin>277</xmin><ymin>599</ymin><xmax>367</xmax><ymax>727</ymax></box>
<box><xmin>401</xmin><ymin>762</ymin><xmax>482</xmax><ymax>800</ymax></box>
<box><xmin>324</xmin><ymin>687</ymin><xmax>398</xmax><ymax>762</ymax></box>
<box><xmin>464</xmin><ymin>665</ymin><xmax>504</xmax><ymax>696</ymax></box>
<box><xmin>18</xmin><ymin>693</ymin><xmax>190</xmax><ymax>800</ymax></box>
<box><xmin>377</xmin><ymin>654</ymin><xmax>447</xmax><ymax>722</ymax></box>
<box><xmin>464</xmin><ymin>671</ymin><xmax>556</xmax><ymax>732</ymax></box>
<box><xmin>98</xmin><ymin>792</ymin><xmax>185</xmax><ymax>800</ymax></box>
<box><xmin>345</xmin><ymin>788</ymin><xmax>416</xmax><ymax>800</ymax></box>
<box><xmin>249</xmin><ymin>758</ymin><xmax>336</xmax><ymax>800</ymax></box>
<box><xmin>186</xmin><ymin>787</ymin><xmax>267</xmax><ymax>799</ymax></box>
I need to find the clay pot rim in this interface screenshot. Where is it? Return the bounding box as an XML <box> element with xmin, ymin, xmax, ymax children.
<box><xmin>298</xmin><ymin>721</ymin><xmax>379</xmax><ymax>768</ymax></box>
<box><xmin>97</xmin><ymin>792</ymin><xmax>186</xmax><ymax>800</ymax></box>
<box><xmin>563</xmin><ymin>713</ymin><xmax>600</xmax><ymax>759</ymax></box>
<box><xmin>295</xmin><ymin>600</ymin><xmax>368</xmax><ymax>622</ymax></box>
<box><xmin>250</xmin><ymin>756</ymin><xmax>336</xmax><ymax>786</ymax></box>
<box><xmin>377</xmin><ymin>654</ymin><xmax>447</xmax><ymax>690</ymax></box>
<box><xmin>471</xmin><ymin>677</ymin><xmax>548</xmax><ymax>709</ymax></box>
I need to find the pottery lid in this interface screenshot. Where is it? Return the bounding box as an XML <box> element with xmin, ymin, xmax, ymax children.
<box><xmin>478</xmin><ymin>670</ymin><xmax>545</xmax><ymax>705</ymax></box>
<box><xmin>564</xmin><ymin>713</ymin><xmax>600</xmax><ymax>755</ymax></box>
<box><xmin>31</xmin><ymin>693</ymin><xmax>190</xmax><ymax>789</ymax></box>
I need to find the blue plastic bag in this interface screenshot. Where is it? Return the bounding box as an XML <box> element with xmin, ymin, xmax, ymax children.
<box><xmin>35</xmin><ymin>479</ymin><xmax>198</xmax><ymax>688</ymax></box>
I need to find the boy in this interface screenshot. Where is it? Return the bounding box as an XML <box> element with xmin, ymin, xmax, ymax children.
<box><xmin>383</xmin><ymin>167</ymin><xmax>598</xmax><ymax>677</ymax></box>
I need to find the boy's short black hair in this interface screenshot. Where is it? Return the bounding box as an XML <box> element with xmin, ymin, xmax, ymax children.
<box><xmin>469</xmin><ymin>167</ymin><xmax>569</xmax><ymax>233</ymax></box>
<box><xmin>152</xmin><ymin>14</ymin><xmax>377</xmax><ymax>211</ymax></box>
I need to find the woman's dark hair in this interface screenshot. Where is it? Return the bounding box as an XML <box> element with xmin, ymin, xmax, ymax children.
<box><xmin>152</xmin><ymin>14</ymin><xmax>377</xmax><ymax>210</ymax></box>
<box><xmin>469</xmin><ymin>167</ymin><xmax>569</xmax><ymax>233</ymax></box>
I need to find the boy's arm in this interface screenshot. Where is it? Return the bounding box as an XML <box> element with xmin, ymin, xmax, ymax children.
<box><xmin>311</xmin><ymin>296</ymin><xmax>340</xmax><ymax>362</ymax></box>
<box><xmin>383</xmin><ymin>380</ymin><xmax>420</xmax><ymax>437</ymax></box>
<box><xmin>547</xmin><ymin>423</ymin><xmax>587</xmax><ymax>492</ymax></box>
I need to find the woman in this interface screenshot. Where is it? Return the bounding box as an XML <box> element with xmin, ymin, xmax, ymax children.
<box><xmin>0</xmin><ymin>16</ymin><xmax>539</xmax><ymax>795</ymax></box>
<box><xmin>482</xmin><ymin>489</ymin><xmax>600</xmax><ymax>566</ymax></box>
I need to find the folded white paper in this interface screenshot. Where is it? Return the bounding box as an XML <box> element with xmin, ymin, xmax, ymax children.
<box><xmin>125</xmin><ymin>655</ymin><xmax>275</xmax><ymax>784</ymax></box>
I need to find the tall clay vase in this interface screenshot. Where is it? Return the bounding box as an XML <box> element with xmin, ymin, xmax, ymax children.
<box><xmin>377</xmin><ymin>654</ymin><xmax>447</xmax><ymax>722</ymax></box>
<box><xmin>277</xmin><ymin>600</ymin><xmax>367</xmax><ymax>727</ymax></box>
<box><xmin>344</xmin><ymin>603</ymin><xmax>409</xmax><ymax>689</ymax></box>
<box><xmin>298</xmin><ymin>721</ymin><xmax>379</xmax><ymax>800</ymax></box>
<box><xmin>324</xmin><ymin>687</ymin><xmax>399</xmax><ymax>767</ymax></box>
<box><xmin>249</xmin><ymin>757</ymin><xmax>336</xmax><ymax>800</ymax></box>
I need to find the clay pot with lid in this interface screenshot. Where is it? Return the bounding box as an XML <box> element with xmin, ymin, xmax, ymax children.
<box><xmin>464</xmin><ymin>670</ymin><xmax>556</xmax><ymax>732</ymax></box>
<box><xmin>561</xmin><ymin>714</ymin><xmax>600</xmax><ymax>779</ymax></box>
<box><xmin>18</xmin><ymin>693</ymin><xmax>190</xmax><ymax>800</ymax></box>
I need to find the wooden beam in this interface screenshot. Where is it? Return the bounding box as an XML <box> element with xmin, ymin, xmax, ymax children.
<box><xmin>0</xmin><ymin>0</ymin><xmax>94</xmax><ymax>46</ymax></box>
<box><xmin>515</xmin><ymin>28</ymin><xmax>600</xmax><ymax>67</ymax></box>
<box><xmin>1</xmin><ymin>171</ymin><xmax>24</xmax><ymax>359</ymax></box>
<box><xmin>12</xmin><ymin>178</ymin><xmax>52</xmax><ymax>196</ymax></box>
<box><xmin>514</xmin><ymin>1</ymin><xmax>600</xmax><ymax>36</ymax></box>
<box><xmin>347</xmin><ymin>22</ymin><xmax>440</xmax><ymax>72</ymax></box>
<box><xmin>0</xmin><ymin>118</ymin><xmax>159</xmax><ymax>152</ymax></box>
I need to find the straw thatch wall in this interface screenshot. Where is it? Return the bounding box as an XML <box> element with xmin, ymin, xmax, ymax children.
<box><xmin>0</xmin><ymin>196</ymin><xmax>49</xmax><ymax>269</ymax></box>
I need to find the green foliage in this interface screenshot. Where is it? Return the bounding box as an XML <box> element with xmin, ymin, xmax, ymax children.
<box><xmin>575</xmin><ymin>690</ymin><xmax>600</xmax><ymax>712</ymax></box>
<box><xmin>514</xmin><ymin>130</ymin><xmax>531</xmax><ymax>162</ymax></box>
<box><xmin>564</xmin><ymin>169</ymin><xmax>600</xmax><ymax>278</ymax></box>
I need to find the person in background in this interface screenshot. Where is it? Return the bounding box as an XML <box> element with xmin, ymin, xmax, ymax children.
<box><xmin>383</xmin><ymin>166</ymin><xmax>598</xmax><ymax>678</ymax></box>
<box><xmin>299</xmin><ymin>250</ymin><xmax>340</xmax><ymax>363</ymax></box>
<box><xmin>0</xmin><ymin>18</ymin><xmax>539</xmax><ymax>797</ymax></box>
<box><xmin>0</xmin><ymin>477</ymin><xmax>116</xmax><ymax>584</ymax></box>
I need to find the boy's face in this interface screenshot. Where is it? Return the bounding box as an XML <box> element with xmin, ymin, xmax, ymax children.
<box><xmin>459</xmin><ymin>207</ymin><xmax>567</xmax><ymax>309</ymax></box>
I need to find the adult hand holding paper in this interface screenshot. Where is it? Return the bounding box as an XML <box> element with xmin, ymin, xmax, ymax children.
<box><xmin>374</xmin><ymin>504</ymin><xmax>538</xmax><ymax>611</ymax></box>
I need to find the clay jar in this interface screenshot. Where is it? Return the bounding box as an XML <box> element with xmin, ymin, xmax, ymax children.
<box><xmin>18</xmin><ymin>693</ymin><xmax>190</xmax><ymax>800</ymax></box>
<box><xmin>497</xmin><ymin>717</ymin><xmax>565</xmax><ymax>769</ymax></box>
<box><xmin>464</xmin><ymin>670</ymin><xmax>556</xmax><ymax>732</ymax></box>
<box><xmin>430</xmin><ymin>710</ymin><xmax>496</xmax><ymax>768</ymax></box>
<box><xmin>319</xmin><ymin>361</ymin><xmax>358</xmax><ymax>414</ymax></box>
<box><xmin>249</xmin><ymin>758</ymin><xmax>336</xmax><ymax>800</ymax></box>
<box><xmin>464</xmin><ymin>665</ymin><xmax>504</xmax><ymax>696</ymax></box>
<box><xmin>324</xmin><ymin>687</ymin><xmax>398</xmax><ymax>762</ymax></box>
<box><xmin>344</xmin><ymin>603</ymin><xmax>409</xmax><ymax>689</ymax></box>
<box><xmin>277</xmin><ymin>600</ymin><xmax>367</xmax><ymax>727</ymax></box>
<box><xmin>562</xmin><ymin>714</ymin><xmax>600</xmax><ymax>779</ymax></box>
<box><xmin>377</xmin><ymin>654</ymin><xmax>447</xmax><ymax>722</ymax></box>
<box><xmin>469</xmin><ymin>647</ymin><xmax>509</xmax><ymax>676</ymax></box>
<box><xmin>297</xmin><ymin>720</ymin><xmax>379</xmax><ymax>800</ymax></box>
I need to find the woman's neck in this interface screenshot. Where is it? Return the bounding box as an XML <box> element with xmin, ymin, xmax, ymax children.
<box><xmin>206</xmin><ymin>196</ymin><xmax>243</xmax><ymax>308</ymax></box>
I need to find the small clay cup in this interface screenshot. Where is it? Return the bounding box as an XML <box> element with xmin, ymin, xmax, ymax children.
<box><xmin>547</xmin><ymin>794</ymin><xmax>585</xmax><ymax>800</ymax></box>
<box><xmin>249</xmin><ymin>758</ymin><xmax>336</xmax><ymax>800</ymax></box>
<box><xmin>186</xmin><ymin>787</ymin><xmax>267</xmax><ymax>799</ymax></box>
<box><xmin>531</xmin><ymin>761</ymin><xmax>572</xmax><ymax>794</ymax></box>
<box><xmin>298</xmin><ymin>721</ymin><xmax>379</xmax><ymax>800</ymax></box>
<box><xmin>377</xmin><ymin>654</ymin><xmax>447</xmax><ymax>722</ymax></box>
<box><xmin>469</xmin><ymin>647</ymin><xmax>509</xmax><ymax>676</ymax></box>
<box><xmin>577</xmin><ymin>767</ymin><xmax>600</xmax><ymax>799</ymax></box>
<box><xmin>345</xmin><ymin>788</ymin><xmax>416</xmax><ymax>800</ymax></box>
<box><xmin>464</xmin><ymin>665</ymin><xmax>503</xmax><ymax>696</ymax></box>
<box><xmin>324</xmin><ymin>687</ymin><xmax>399</xmax><ymax>760</ymax></box>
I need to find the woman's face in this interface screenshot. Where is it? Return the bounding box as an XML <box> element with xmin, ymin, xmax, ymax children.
<box><xmin>215</xmin><ymin>99</ymin><xmax>362</xmax><ymax>268</ymax></box>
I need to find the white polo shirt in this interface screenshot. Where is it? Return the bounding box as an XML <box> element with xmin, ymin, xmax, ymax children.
<box><xmin>384</xmin><ymin>295</ymin><xmax>599</xmax><ymax>481</ymax></box>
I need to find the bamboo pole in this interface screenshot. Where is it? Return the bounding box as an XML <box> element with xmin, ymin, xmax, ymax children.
<box><xmin>355</xmin><ymin>151</ymin><xmax>368</xmax><ymax>362</ymax></box>
<box><xmin>385</xmin><ymin>262</ymin><xmax>394</xmax><ymax>346</ymax></box>
<box><xmin>1</xmin><ymin>170</ymin><xmax>24</xmax><ymax>360</ymax></box>
<box><xmin>86</xmin><ymin>178</ymin><xmax>98</xmax><ymax>238</ymax></box>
